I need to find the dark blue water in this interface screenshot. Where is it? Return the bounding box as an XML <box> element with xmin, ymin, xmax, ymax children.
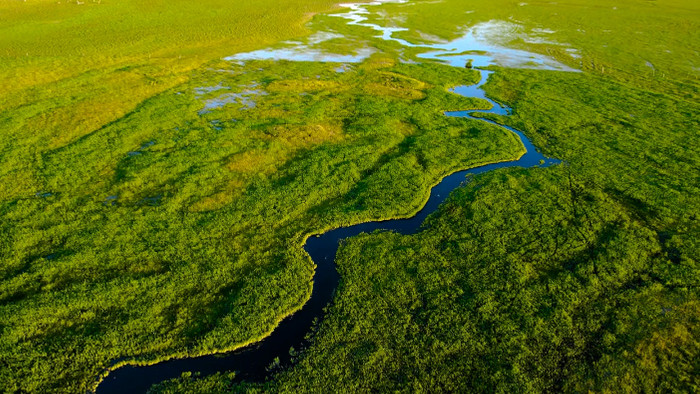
<box><xmin>95</xmin><ymin>66</ymin><xmax>559</xmax><ymax>393</ymax></box>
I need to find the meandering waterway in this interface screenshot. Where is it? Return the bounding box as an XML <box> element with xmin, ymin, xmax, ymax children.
<box><xmin>95</xmin><ymin>1</ymin><xmax>567</xmax><ymax>392</ymax></box>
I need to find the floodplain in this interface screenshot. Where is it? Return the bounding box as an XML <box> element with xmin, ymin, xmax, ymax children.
<box><xmin>0</xmin><ymin>0</ymin><xmax>698</xmax><ymax>392</ymax></box>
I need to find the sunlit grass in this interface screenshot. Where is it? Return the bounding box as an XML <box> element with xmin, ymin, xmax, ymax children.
<box><xmin>1</xmin><ymin>0</ymin><xmax>698</xmax><ymax>392</ymax></box>
<box><xmin>0</xmin><ymin>55</ymin><xmax>504</xmax><ymax>392</ymax></box>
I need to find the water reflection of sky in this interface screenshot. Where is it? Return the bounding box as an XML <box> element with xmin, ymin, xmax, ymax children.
<box><xmin>224</xmin><ymin>0</ymin><xmax>578</xmax><ymax>72</ymax></box>
<box><xmin>198</xmin><ymin>90</ymin><xmax>267</xmax><ymax>115</ymax></box>
<box><xmin>416</xmin><ymin>22</ymin><xmax>578</xmax><ymax>71</ymax></box>
<box><xmin>225</xmin><ymin>47</ymin><xmax>375</xmax><ymax>63</ymax></box>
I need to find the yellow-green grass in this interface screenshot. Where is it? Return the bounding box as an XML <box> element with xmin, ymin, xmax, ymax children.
<box><xmin>2</xmin><ymin>0</ymin><xmax>699</xmax><ymax>392</ymax></box>
<box><xmin>365</xmin><ymin>0</ymin><xmax>699</xmax><ymax>96</ymax></box>
<box><xmin>0</xmin><ymin>0</ymin><xmax>351</xmax><ymax>201</ymax></box>
<box><xmin>0</xmin><ymin>54</ymin><xmax>523</xmax><ymax>392</ymax></box>
<box><xmin>147</xmin><ymin>0</ymin><xmax>699</xmax><ymax>392</ymax></box>
<box><xmin>0</xmin><ymin>0</ymin><xmax>349</xmax><ymax>93</ymax></box>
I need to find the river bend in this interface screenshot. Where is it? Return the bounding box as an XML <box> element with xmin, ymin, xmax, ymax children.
<box><xmin>95</xmin><ymin>1</ymin><xmax>565</xmax><ymax>392</ymax></box>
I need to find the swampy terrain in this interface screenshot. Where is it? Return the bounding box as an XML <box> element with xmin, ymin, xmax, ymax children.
<box><xmin>0</xmin><ymin>0</ymin><xmax>698</xmax><ymax>393</ymax></box>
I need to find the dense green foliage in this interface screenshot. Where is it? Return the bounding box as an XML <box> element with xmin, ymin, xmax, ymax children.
<box><xmin>0</xmin><ymin>54</ymin><xmax>526</xmax><ymax>392</ymax></box>
<box><xmin>234</xmin><ymin>69</ymin><xmax>699</xmax><ymax>393</ymax></box>
<box><xmin>153</xmin><ymin>66</ymin><xmax>700</xmax><ymax>391</ymax></box>
<box><xmin>150</xmin><ymin>0</ymin><xmax>698</xmax><ymax>393</ymax></box>
<box><xmin>1</xmin><ymin>0</ymin><xmax>698</xmax><ymax>392</ymax></box>
<box><xmin>315</xmin><ymin>166</ymin><xmax>695</xmax><ymax>391</ymax></box>
<box><xmin>182</xmin><ymin>165</ymin><xmax>697</xmax><ymax>392</ymax></box>
<box><xmin>0</xmin><ymin>0</ymin><xmax>344</xmax><ymax>200</ymax></box>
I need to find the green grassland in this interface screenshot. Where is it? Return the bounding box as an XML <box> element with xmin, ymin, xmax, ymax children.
<box><xmin>375</xmin><ymin>0</ymin><xmax>699</xmax><ymax>96</ymax></box>
<box><xmin>150</xmin><ymin>0</ymin><xmax>698</xmax><ymax>392</ymax></box>
<box><xmin>0</xmin><ymin>0</ymin><xmax>348</xmax><ymax>201</ymax></box>
<box><xmin>1</xmin><ymin>0</ymin><xmax>699</xmax><ymax>392</ymax></box>
<box><xmin>0</xmin><ymin>53</ymin><xmax>527</xmax><ymax>391</ymax></box>
<box><xmin>194</xmin><ymin>69</ymin><xmax>698</xmax><ymax>393</ymax></box>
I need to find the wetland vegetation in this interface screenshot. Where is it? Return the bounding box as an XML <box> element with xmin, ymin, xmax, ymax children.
<box><xmin>0</xmin><ymin>0</ymin><xmax>698</xmax><ymax>392</ymax></box>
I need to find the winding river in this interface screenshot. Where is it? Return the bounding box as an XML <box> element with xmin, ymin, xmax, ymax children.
<box><xmin>96</xmin><ymin>1</ymin><xmax>566</xmax><ymax>392</ymax></box>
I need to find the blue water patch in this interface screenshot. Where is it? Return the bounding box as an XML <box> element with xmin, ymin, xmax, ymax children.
<box><xmin>104</xmin><ymin>195</ymin><xmax>119</xmax><ymax>206</ymax></box>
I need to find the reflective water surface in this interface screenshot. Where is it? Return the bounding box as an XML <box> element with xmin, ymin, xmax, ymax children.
<box><xmin>96</xmin><ymin>1</ymin><xmax>568</xmax><ymax>392</ymax></box>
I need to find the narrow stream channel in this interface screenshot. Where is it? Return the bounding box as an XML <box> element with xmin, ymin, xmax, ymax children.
<box><xmin>95</xmin><ymin>2</ymin><xmax>566</xmax><ymax>392</ymax></box>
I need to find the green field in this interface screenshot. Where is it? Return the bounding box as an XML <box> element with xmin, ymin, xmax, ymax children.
<box><xmin>1</xmin><ymin>47</ymin><xmax>524</xmax><ymax>392</ymax></box>
<box><xmin>0</xmin><ymin>0</ymin><xmax>346</xmax><ymax>200</ymax></box>
<box><xmin>1</xmin><ymin>0</ymin><xmax>699</xmax><ymax>392</ymax></box>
